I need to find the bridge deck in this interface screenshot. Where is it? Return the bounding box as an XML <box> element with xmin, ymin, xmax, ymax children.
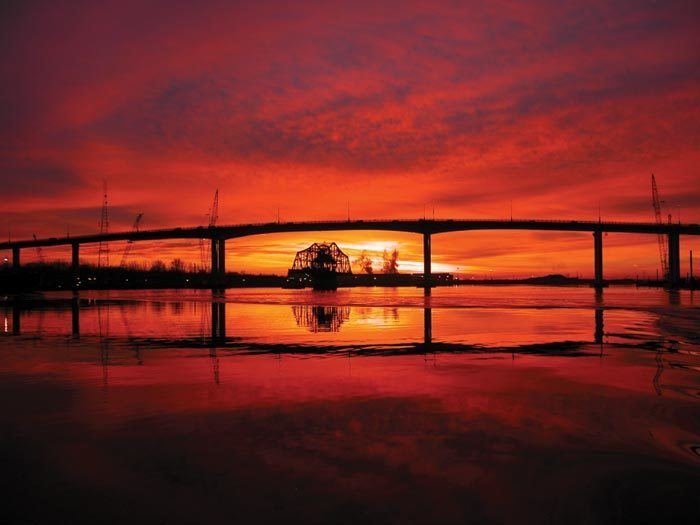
<box><xmin>1</xmin><ymin>219</ymin><xmax>699</xmax><ymax>250</ymax></box>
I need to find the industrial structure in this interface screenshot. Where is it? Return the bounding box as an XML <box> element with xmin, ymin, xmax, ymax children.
<box><xmin>287</xmin><ymin>242</ymin><xmax>352</xmax><ymax>290</ymax></box>
<box><xmin>97</xmin><ymin>181</ymin><xmax>110</xmax><ymax>268</ymax></box>
<box><xmin>651</xmin><ymin>174</ymin><xmax>669</xmax><ymax>280</ymax></box>
<box><xmin>119</xmin><ymin>213</ymin><xmax>143</xmax><ymax>267</ymax></box>
<box><xmin>199</xmin><ymin>190</ymin><xmax>219</xmax><ymax>272</ymax></box>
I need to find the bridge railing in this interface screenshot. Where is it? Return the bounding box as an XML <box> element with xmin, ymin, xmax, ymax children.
<box><xmin>2</xmin><ymin>218</ymin><xmax>698</xmax><ymax>249</ymax></box>
<box><xmin>213</xmin><ymin>218</ymin><xmax>672</xmax><ymax>227</ymax></box>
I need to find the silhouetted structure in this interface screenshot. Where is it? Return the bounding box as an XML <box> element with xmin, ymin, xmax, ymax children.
<box><xmin>3</xmin><ymin>218</ymin><xmax>699</xmax><ymax>293</ymax></box>
<box><xmin>288</xmin><ymin>242</ymin><xmax>352</xmax><ymax>290</ymax></box>
<box><xmin>199</xmin><ymin>189</ymin><xmax>219</xmax><ymax>272</ymax></box>
<box><xmin>651</xmin><ymin>174</ymin><xmax>669</xmax><ymax>279</ymax></box>
<box><xmin>119</xmin><ymin>213</ymin><xmax>143</xmax><ymax>267</ymax></box>
<box><xmin>97</xmin><ymin>181</ymin><xmax>110</xmax><ymax>268</ymax></box>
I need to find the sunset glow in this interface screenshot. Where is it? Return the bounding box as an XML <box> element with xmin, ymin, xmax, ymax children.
<box><xmin>2</xmin><ymin>1</ymin><xmax>699</xmax><ymax>277</ymax></box>
<box><xmin>3</xmin><ymin>4</ymin><xmax>700</xmax><ymax>523</ymax></box>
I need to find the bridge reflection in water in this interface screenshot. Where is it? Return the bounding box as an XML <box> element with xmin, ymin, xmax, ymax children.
<box><xmin>5</xmin><ymin>295</ymin><xmax>606</xmax><ymax>348</ymax></box>
<box><xmin>6</xmin><ymin>292</ymin><xmax>690</xmax><ymax>404</ymax></box>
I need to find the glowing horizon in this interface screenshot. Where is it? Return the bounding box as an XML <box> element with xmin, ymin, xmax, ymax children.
<box><xmin>2</xmin><ymin>0</ymin><xmax>698</xmax><ymax>278</ymax></box>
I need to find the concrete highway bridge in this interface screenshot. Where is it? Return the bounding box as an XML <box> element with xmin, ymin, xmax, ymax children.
<box><xmin>2</xmin><ymin>218</ymin><xmax>699</xmax><ymax>291</ymax></box>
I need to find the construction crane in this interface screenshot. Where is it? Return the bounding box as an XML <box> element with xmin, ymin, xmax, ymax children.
<box><xmin>210</xmin><ymin>189</ymin><xmax>219</xmax><ymax>226</ymax></box>
<box><xmin>32</xmin><ymin>234</ymin><xmax>45</xmax><ymax>263</ymax></box>
<box><xmin>119</xmin><ymin>213</ymin><xmax>144</xmax><ymax>268</ymax></box>
<box><xmin>97</xmin><ymin>180</ymin><xmax>110</xmax><ymax>268</ymax></box>
<box><xmin>651</xmin><ymin>174</ymin><xmax>668</xmax><ymax>280</ymax></box>
<box><xmin>198</xmin><ymin>189</ymin><xmax>219</xmax><ymax>272</ymax></box>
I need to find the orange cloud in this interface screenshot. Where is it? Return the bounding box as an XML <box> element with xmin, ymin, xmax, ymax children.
<box><xmin>1</xmin><ymin>0</ymin><xmax>698</xmax><ymax>277</ymax></box>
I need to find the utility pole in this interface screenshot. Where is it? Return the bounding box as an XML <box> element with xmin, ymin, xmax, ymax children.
<box><xmin>691</xmin><ymin>250</ymin><xmax>694</xmax><ymax>284</ymax></box>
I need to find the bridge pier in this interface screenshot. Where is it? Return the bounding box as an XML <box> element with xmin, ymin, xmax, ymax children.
<box><xmin>218</xmin><ymin>239</ymin><xmax>226</xmax><ymax>275</ymax></box>
<box><xmin>211</xmin><ymin>239</ymin><xmax>218</xmax><ymax>274</ymax></box>
<box><xmin>12</xmin><ymin>246</ymin><xmax>20</xmax><ymax>270</ymax></box>
<box><xmin>210</xmin><ymin>238</ymin><xmax>226</xmax><ymax>286</ymax></box>
<box><xmin>593</xmin><ymin>230</ymin><xmax>604</xmax><ymax>288</ymax></box>
<box><xmin>71</xmin><ymin>242</ymin><xmax>80</xmax><ymax>290</ymax></box>
<box><xmin>423</xmin><ymin>233</ymin><xmax>432</xmax><ymax>295</ymax></box>
<box><xmin>667</xmin><ymin>231</ymin><xmax>680</xmax><ymax>288</ymax></box>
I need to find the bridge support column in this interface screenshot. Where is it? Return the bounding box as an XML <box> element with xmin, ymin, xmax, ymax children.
<box><xmin>210</xmin><ymin>238</ymin><xmax>226</xmax><ymax>288</ymax></box>
<box><xmin>211</xmin><ymin>239</ymin><xmax>219</xmax><ymax>275</ymax></box>
<box><xmin>71</xmin><ymin>243</ymin><xmax>80</xmax><ymax>291</ymax></box>
<box><xmin>593</xmin><ymin>230</ymin><xmax>604</xmax><ymax>289</ymax></box>
<box><xmin>423</xmin><ymin>233</ymin><xmax>432</xmax><ymax>295</ymax></box>
<box><xmin>667</xmin><ymin>231</ymin><xmax>680</xmax><ymax>289</ymax></box>
<box><xmin>12</xmin><ymin>246</ymin><xmax>20</xmax><ymax>270</ymax></box>
<box><xmin>218</xmin><ymin>239</ymin><xmax>226</xmax><ymax>275</ymax></box>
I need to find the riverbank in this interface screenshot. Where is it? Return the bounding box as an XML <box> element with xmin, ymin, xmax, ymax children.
<box><xmin>1</xmin><ymin>264</ymin><xmax>696</xmax><ymax>292</ymax></box>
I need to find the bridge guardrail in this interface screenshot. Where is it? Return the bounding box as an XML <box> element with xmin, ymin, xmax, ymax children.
<box><xmin>2</xmin><ymin>218</ymin><xmax>697</xmax><ymax>248</ymax></box>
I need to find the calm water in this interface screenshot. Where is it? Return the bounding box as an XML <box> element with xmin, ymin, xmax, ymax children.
<box><xmin>1</xmin><ymin>286</ymin><xmax>699</xmax><ymax>524</ymax></box>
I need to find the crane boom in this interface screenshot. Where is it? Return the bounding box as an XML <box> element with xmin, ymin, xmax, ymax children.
<box><xmin>119</xmin><ymin>213</ymin><xmax>144</xmax><ymax>267</ymax></box>
<box><xmin>199</xmin><ymin>189</ymin><xmax>219</xmax><ymax>271</ymax></box>
<box><xmin>209</xmin><ymin>189</ymin><xmax>219</xmax><ymax>227</ymax></box>
<box><xmin>651</xmin><ymin>174</ymin><xmax>668</xmax><ymax>279</ymax></box>
<box><xmin>97</xmin><ymin>181</ymin><xmax>110</xmax><ymax>268</ymax></box>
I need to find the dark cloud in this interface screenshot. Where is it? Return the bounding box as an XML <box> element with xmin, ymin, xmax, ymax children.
<box><xmin>0</xmin><ymin>159</ymin><xmax>82</xmax><ymax>197</ymax></box>
<box><xmin>1</xmin><ymin>0</ymin><xmax>698</xmax><ymax>274</ymax></box>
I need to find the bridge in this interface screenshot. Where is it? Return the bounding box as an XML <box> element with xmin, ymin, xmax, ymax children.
<box><xmin>2</xmin><ymin>218</ymin><xmax>699</xmax><ymax>291</ymax></box>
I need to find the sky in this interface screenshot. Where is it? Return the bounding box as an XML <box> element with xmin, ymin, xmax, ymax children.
<box><xmin>1</xmin><ymin>0</ymin><xmax>699</xmax><ymax>277</ymax></box>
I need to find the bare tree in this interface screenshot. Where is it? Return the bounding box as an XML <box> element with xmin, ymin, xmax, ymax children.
<box><xmin>353</xmin><ymin>251</ymin><xmax>374</xmax><ymax>274</ymax></box>
<box><xmin>382</xmin><ymin>249</ymin><xmax>399</xmax><ymax>274</ymax></box>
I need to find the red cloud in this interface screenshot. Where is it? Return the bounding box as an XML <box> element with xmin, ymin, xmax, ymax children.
<box><xmin>1</xmin><ymin>0</ymin><xmax>698</xmax><ymax>276</ymax></box>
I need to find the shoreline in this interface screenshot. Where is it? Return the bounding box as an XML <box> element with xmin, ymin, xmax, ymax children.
<box><xmin>1</xmin><ymin>264</ymin><xmax>696</xmax><ymax>292</ymax></box>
